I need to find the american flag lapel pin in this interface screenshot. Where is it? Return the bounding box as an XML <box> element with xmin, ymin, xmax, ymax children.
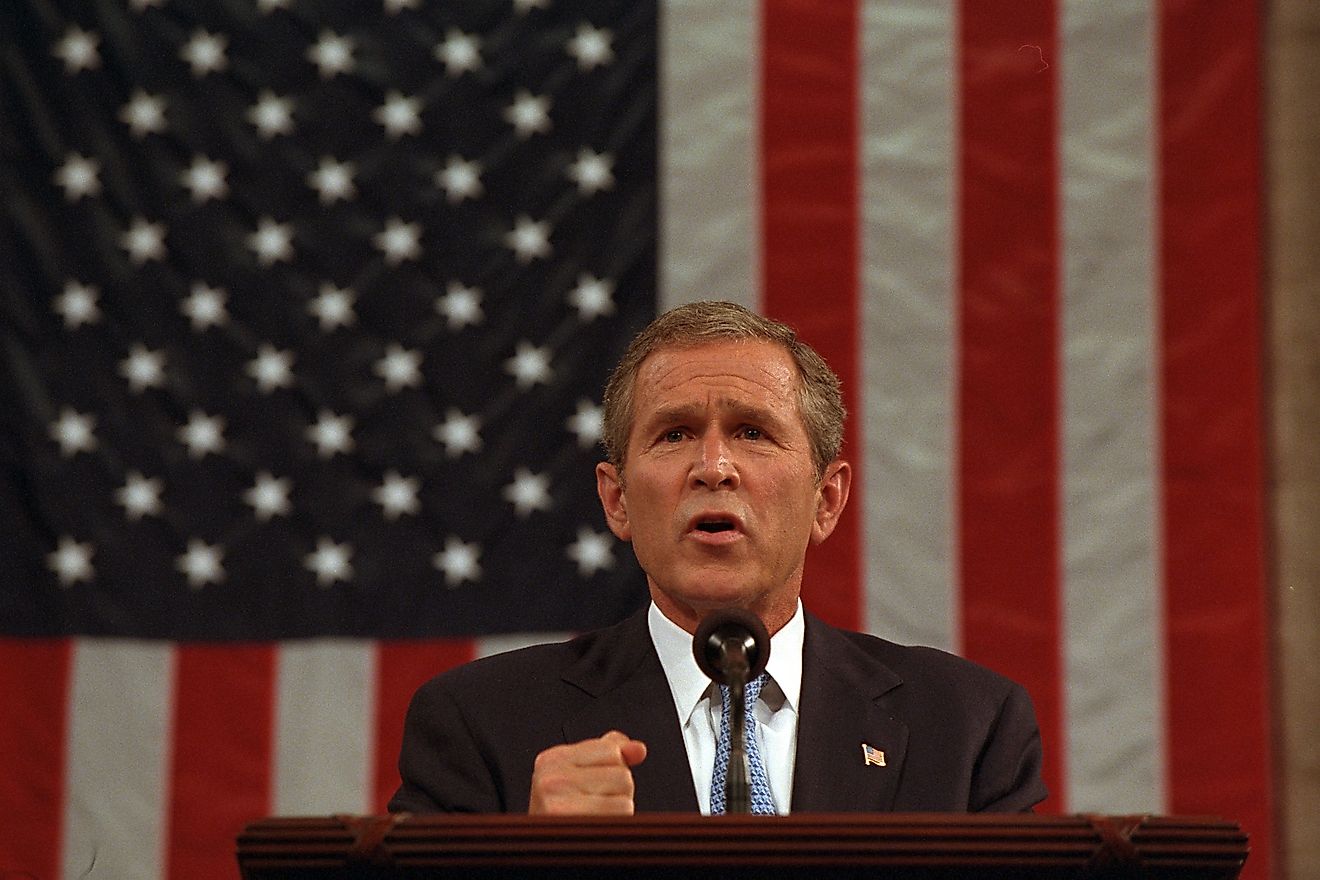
<box><xmin>861</xmin><ymin>742</ymin><xmax>887</xmax><ymax>767</ymax></box>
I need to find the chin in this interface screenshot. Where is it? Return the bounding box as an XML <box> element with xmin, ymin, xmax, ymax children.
<box><xmin>674</xmin><ymin>578</ymin><xmax>759</xmax><ymax>610</ymax></box>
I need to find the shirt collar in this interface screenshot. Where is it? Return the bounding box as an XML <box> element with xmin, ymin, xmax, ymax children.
<box><xmin>648</xmin><ymin>600</ymin><xmax>805</xmax><ymax>723</ymax></box>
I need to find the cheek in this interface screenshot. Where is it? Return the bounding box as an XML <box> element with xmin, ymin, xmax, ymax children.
<box><xmin>767</xmin><ymin>476</ymin><xmax>823</xmax><ymax>533</ymax></box>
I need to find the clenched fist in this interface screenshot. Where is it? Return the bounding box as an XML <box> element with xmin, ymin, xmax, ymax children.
<box><xmin>528</xmin><ymin>730</ymin><xmax>648</xmax><ymax>814</ymax></box>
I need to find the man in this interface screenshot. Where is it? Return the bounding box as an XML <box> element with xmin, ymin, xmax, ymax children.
<box><xmin>389</xmin><ymin>301</ymin><xmax>1046</xmax><ymax>815</ymax></box>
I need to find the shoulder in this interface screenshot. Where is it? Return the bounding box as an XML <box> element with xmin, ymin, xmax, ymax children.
<box><xmin>844</xmin><ymin>628</ymin><xmax>1018</xmax><ymax>688</ymax></box>
<box><xmin>411</xmin><ymin>609</ymin><xmax>646</xmax><ymax>704</ymax></box>
<box><xmin>806</xmin><ymin>615</ymin><xmax>1032</xmax><ymax>717</ymax></box>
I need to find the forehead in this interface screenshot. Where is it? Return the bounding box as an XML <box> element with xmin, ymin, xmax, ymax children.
<box><xmin>632</xmin><ymin>339</ymin><xmax>800</xmax><ymax>412</ymax></box>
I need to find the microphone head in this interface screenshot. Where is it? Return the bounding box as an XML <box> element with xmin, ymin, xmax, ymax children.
<box><xmin>692</xmin><ymin>607</ymin><xmax>771</xmax><ymax>685</ymax></box>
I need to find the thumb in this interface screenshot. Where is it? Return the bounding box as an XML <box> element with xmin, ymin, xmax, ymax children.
<box><xmin>620</xmin><ymin>738</ymin><xmax>647</xmax><ymax>766</ymax></box>
<box><xmin>602</xmin><ymin>730</ymin><xmax>648</xmax><ymax>766</ymax></box>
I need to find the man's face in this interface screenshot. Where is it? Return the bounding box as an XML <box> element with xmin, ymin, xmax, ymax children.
<box><xmin>595</xmin><ymin>339</ymin><xmax>850</xmax><ymax>634</ymax></box>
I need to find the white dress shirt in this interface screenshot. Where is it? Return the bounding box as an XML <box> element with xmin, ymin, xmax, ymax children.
<box><xmin>648</xmin><ymin>601</ymin><xmax>804</xmax><ymax>814</ymax></box>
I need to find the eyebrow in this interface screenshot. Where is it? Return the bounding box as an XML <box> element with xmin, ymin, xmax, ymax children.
<box><xmin>644</xmin><ymin>400</ymin><xmax>789</xmax><ymax>431</ymax></box>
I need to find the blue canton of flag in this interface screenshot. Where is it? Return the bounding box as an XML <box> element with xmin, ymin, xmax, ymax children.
<box><xmin>0</xmin><ymin>0</ymin><xmax>656</xmax><ymax>639</ymax></box>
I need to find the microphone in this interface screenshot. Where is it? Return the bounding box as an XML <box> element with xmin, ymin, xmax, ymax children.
<box><xmin>692</xmin><ymin>608</ymin><xmax>770</xmax><ymax>814</ymax></box>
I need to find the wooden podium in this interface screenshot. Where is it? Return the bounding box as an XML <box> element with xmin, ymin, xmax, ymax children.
<box><xmin>237</xmin><ymin>813</ymin><xmax>1247</xmax><ymax>879</ymax></box>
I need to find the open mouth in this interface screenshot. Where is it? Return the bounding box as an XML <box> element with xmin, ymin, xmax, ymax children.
<box><xmin>688</xmin><ymin>513</ymin><xmax>743</xmax><ymax>538</ymax></box>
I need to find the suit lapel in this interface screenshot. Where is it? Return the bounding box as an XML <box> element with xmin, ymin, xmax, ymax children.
<box><xmin>791</xmin><ymin>614</ymin><xmax>908</xmax><ymax>812</ymax></box>
<box><xmin>560</xmin><ymin>609</ymin><xmax>699</xmax><ymax>812</ymax></box>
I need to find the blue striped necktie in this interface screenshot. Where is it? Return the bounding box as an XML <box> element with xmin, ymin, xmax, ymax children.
<box><xmin>710</xmin><ymin>671</ymin><xmax>776</xmax><ymax>814</ymax></box>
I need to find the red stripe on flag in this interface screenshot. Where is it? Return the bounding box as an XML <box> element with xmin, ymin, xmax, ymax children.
<box><xmin>955</xmin><ymin>1</ymin><xmax>1064</xmax><ymax>809</ymax></box>
<box><xmin>373</xmin><ymin>640</ymin><xmax>475</xmax><ymax>811</ymax></box>
<box><xmin>0</xmin><ymin>639</ymin><xmax>72</xmax><ymax>879</ymax></box>
<box><xmin>1156</xmin><ymin>1</ymin><xmax>1273</xmax><ymax>875</ymax></box>
<box><xmin>759</xmin><ymin>0</ymin><xmax>861</xmax><ymax>632</ymax></box>
<box><xmin>165</xmin><ymin>644</ymin><xmax>276</xmax><ymax>879</ymax></box>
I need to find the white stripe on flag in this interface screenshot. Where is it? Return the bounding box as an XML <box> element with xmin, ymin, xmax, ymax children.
<box><xmin>859</xmin><ymin>0</ymin><xmax>958</xmax><ymax>650</ymax></box>
<box><xmin>476</xmin><ymin>632</ymin><xmax>574</xmax><ymax>659</ymax></box>
<box><xmin>273</xmin><ymin>641</ymin><xmax>374</xmax><ymax>815</ymax></box>
<box><xmin>62</xmin><ymin>640</ymin><xmax>172</xmax><ymax>880</ymax></box>
<box><xmin>1060</xmin><ymin>0</ymin><xmax>1166</xmax><ymax>813</ymax></box>
<box><xmin>658</xmin><ymin>0</ymin><xmax>760</xmax><ymax>312</ymax></box>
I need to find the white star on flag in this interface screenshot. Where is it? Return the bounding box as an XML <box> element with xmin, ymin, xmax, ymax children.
<box><xmin>179</xmin><ymin>155</ymin><xmax>229</xmax><ymax>202</ymax></box>
<box><xmin>180</xmin><ymin>283</ymin><xmax>229</xmax><ymax>331</ymax></box>
<box><xmin>567</xmin><ymin>273</ymin><xmax>616</xmax><ymax>320</ymax></box>
<box><xmin>435</xmin><ymin>282</ymin><xmax>484</xmax><ymax>330</ymax></box>
<box><xmin>307</xmin><ymin>31</ymin><xmax>356</xmax><ymax>79</ymax></box>
<box><xmin>504</xmin><ymin>340</ymin><xmax>554</xmax><ymax>389</ymax></box>
<box><xmin>504</xmin><ymin>89</ymin><xmax>551</xmax><ymax>138</ymax></box>
<box><xmin>565</xmin><ymin>399</ymin><xmax>604</xmax><ymax>448</ymax></box>
<box><xmin>115</xmin><ymin>472</ymin><xmax>165</xmax><ymax>521</ymax></box>
<box><xmin>246</xmin><ymin>345</ymin><xmax>295</xmax><ymax>393</ymax></box>
<box><xmin>435</xmin><ymin>155</ymin><xmax>483</xmax><ymax>203</ymax></box>
<box><xmin>372</xmin><ymin>471</ymin><xmax>422</xmax><ymax>520</ymax></box>
<box><xmin>244</xmin><ymin>472</ymin><xmax>292</xmax><ymax>521</ymax></box>
<box><xmin>374</xmin><ymin>344</ymin><xmax>423</xmax><ymax>391</ymax></box>
<box><xmin>566</xmin><ymin>528</ymin><xmax>615</xmax><ymax>577</ymax></box>
<box><xmin>504</xmin><ymin>215</ymin><xmax>552</xmax><ymax>263</ymax></box>
<box><xmin>53</xmin><ymin>281</ymin><xmax>101</xmax><ymax>329</ymax></box>
<box><xmin>119</xmin><ymin>90</ymin><xmax>167</xmax><ymax>138</ymax></box>
<box><xmin>248</xmin><ymin>90</ymin><xmax>295</xmax><ymax>139</ymax></box>
<box><xmin>308</xmin><ymin>284</ymin><xmax>357</xmax><ymax>331</ymax></box>
<box><xmin>503</xmin><ymin>467</ymin><xmax>552</xmax><ymax>517</ymax></box>
<box><xmin>249</xmin><ymin>217</ymin><xmax>295</xmax><ymax>265</ymax></box>
<box><xmin>121</xmin><ymin>217</ymin><xmax>167</xmax><ymax>265</ymax></box>
<box><xmin>305</xmin><ymin>537</ymin><xmax>354</xmax><ymax>586</ymax></box>
<box><xmin>180</xmin><ymin>30</ymin><xmax>228</xmax><ymax>77</ymax></box>
<box><xmin>435</xmin><ymin>29</ymin><xmax>482</xmax><ymax>77</ymax></box>
<box><xmin>566</xmin><ymin>149</ymin><xmax>615</xmax><ymax>195</ymax></box>
<box><xmin>374</xmin><ymin>91</ymin><xmax>423</xmax><ymax>139</ymax></box>
<box><xmin>433</xmin><ymin>535</ymin><xmax>481</xmax><ymax>587</ymax></box>
<box><xmin>48</xmin><ymin>536</ymin><xmax>95</xmax><ymax>586</ymax></box>
<box><xmin>307</xmin><ymin>410</ymin><xmax>355</xmax><ymax>458</ymax></box>
<box><xmin>49</xmin><ymin>408</ymin><xmax>97</xmax><ymax>457</ymax></box>
<box><xmin>307</xmin><ymin>157</ymin><xmax>357</xmax><ymax>204</ymax></box>
<box><xmin>566</xmin><ymin>23</ymin><xmax>614</xmax><ymax>71</ymax></box>
<box><xmin>177</xmin><ymin>539</ymin><xmax>225</xmax><ymax>589</ymax></box>
<box><xmin>434</xmin><ymin>409</ymin><xmax>482</xmax><ymax>458</ymax></box>
<box><xmin>177</xmin><ymin>411</ymin><xmax>227</xmax><ymax>459</ymax></box>
<box><xmin>54</xmin><ymin>153</ymin><xmax>101</xmax><ymax>201</ymax></box>
<box><xmin>374</xmin><ymin>217</ymin><xmax>422</xmax><ymax>264</ymax></box>
<box><xmin>52</xmin><ymin>26</ymin><xmax>101</xmax><ymax>73</ymax></box>
<box><xmin>120</xmin><ymin>344</ymin><xmax>167</xmax><ymax>393</ymax></box>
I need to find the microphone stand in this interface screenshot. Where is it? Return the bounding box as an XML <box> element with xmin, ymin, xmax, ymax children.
<box><xmin>721</xmin><ymin>640</ymin><xmax>753</xmax><ymax>814</ymax></box>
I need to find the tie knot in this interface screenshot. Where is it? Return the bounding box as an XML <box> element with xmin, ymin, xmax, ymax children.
<box><xmin>721</xmin><ymin>670</ymin><xmax>769</xmax><ymax>712</ymax></box>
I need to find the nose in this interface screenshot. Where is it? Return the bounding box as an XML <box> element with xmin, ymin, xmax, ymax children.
<box><xmin>691</xmin><ymin>433</ymin><xmax>739</xmax><ymax>490</ymax></box>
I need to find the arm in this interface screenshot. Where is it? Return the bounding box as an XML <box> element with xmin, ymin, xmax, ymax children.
<box><xmin>969</xmin><ymin>681</ymin><xmax>1049</xmax><ymax>812</ymax></box>
<box><xmin>389</xmin><ymin>675</ymin><xmax>650</xmax><ymax>814</ymax></box>
<box><xmin>389</xmin><ymin>676</ymin><xmax>504</xmax><ymax>813</ymax></box>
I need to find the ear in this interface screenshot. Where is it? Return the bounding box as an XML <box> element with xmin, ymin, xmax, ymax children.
<box><xmin>810</xmin><ymin>459</ymin><xmax>851</xmax><ymax>545</ymax></box>
<box><xmin>596</xmin><ymin>462</ymin><xmax>632</xmax><ymax>541</ymax></box>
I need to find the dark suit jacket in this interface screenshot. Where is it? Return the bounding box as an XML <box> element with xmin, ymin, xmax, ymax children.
<box><xmin>388</xmin><ymin>607</ymin><xmax>1047</xmax><ymax>813</ymax></box>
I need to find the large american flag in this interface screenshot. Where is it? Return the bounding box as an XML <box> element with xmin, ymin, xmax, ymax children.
<box><xmin>1</xmin><ymin>1</ymin><xmax>1275</xmax><ymax>879</ymax></box>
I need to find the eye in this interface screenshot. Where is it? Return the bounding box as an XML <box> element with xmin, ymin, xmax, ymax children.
<box><xmin>739</xmin><ymin>426</ymin><xmax>763</xmax><ymax>441</ymax></box>
<box><xmin>662</xmin><ymin>429</ymin><xmax>685</xmax><ymax>443</ymax></box>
